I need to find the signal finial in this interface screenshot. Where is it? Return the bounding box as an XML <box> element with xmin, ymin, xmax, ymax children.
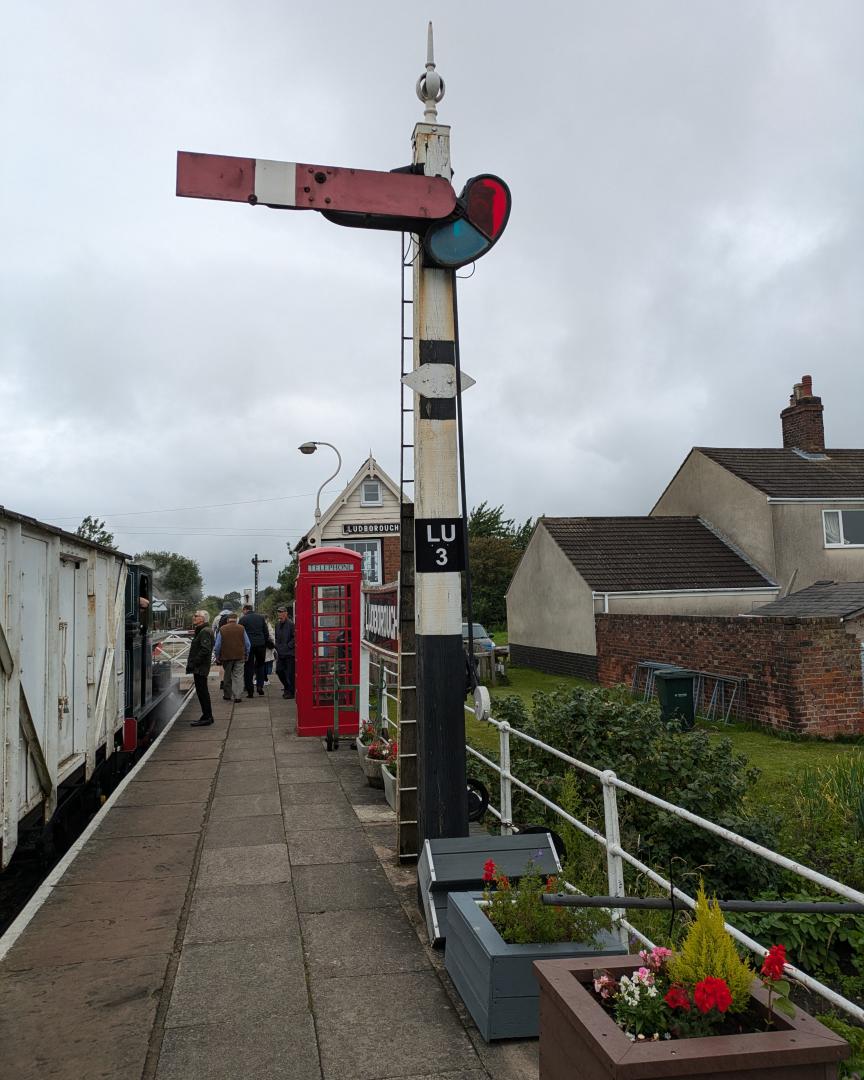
<box><xmin>416</xmin><ymin>22</ymin><xmax>445</xmax><ymax>121</ymax></box>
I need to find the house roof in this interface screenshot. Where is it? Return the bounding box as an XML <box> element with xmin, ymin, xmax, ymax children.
<box><xmin>696</xmin><ymin>448</ymin><xmax>864</xmax><ymax>499</ymax></box>
<box><xmin>751</xmin><ymin>581</ymin><xmax>864</xmax><ymax>619</ymax></box>
<box><xmin>542</xmin><ymin>516</ymin><xmax>776</xmax><ymax>593</ymax></box>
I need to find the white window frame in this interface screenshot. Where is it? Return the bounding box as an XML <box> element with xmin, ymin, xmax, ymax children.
<box><xmin>360</xmin><ymin>479</ymin><xmax>383</xmax><ymax>507</ymax></box>
<box><xmin>822</xmin><ymin>508</ymin><xmax>864</xmax><ymax>548</ymax></box>
<box><xmin>342</xmin><ymin>539</ymin><xmax>382</xmax><ymax>584</ymax></box>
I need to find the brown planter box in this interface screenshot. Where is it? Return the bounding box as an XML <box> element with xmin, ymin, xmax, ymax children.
<box><xmin>534</xmin><ymin>954</ymin><xmax>849</xmax><ymax>1080</ymax></box>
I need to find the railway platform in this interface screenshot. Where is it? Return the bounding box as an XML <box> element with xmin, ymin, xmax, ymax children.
<box><xmin>0</xmin><ymin>683</ymin><xmax>538</xmax><ymax>1080</ymax></box>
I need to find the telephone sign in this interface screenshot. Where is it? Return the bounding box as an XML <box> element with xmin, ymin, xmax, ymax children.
<box><xmin>414</xmin><ymin>517</ymin><xmax>466</xmax><ymax>573</ymax></box>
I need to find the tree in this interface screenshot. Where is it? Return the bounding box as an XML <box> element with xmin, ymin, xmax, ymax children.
<box><xmin>259</xmin><ymin>557</ymin><xmax>298</xmax><ymax>620</ymax></box>
<box><xmin>135</xmin><ymin>550</ymin><xmax>203</xmax><ymax>608</ymax></box>
<box><xmin>465</xmin><ymin>503</ymin><xmax>534</xmax><ymax>630</ymax></box>
<box><xmin>222</xmin><ymin>590</ymin><xmax>242</xmax><ymax>609</ymax></box>
<box><xmin>76</xmin><ymin>515</ymin><xmax>116</xmax><ymax>548</ymax></box>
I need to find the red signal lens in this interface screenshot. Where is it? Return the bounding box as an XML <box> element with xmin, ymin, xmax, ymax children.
<box><xmin>465</xmin><ymin>177</ymin><xmax>509</xmax><ymax>239</ymax></box>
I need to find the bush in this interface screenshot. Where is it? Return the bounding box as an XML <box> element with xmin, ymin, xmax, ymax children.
<box><xmin>490</xmin><ymin>686</ymin><xmax>782</xmax><ymax>899</ymax></box>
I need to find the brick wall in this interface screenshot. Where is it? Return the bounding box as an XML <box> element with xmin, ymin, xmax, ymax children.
<box><xmin>510</xmin><ymin>644</ymin><xmax>598</xmax><ymax>682</ymax></box>
<box><xmin>381</xmin><ymin>536</ymin><xmax>400</xmax><ymax>584</ymax></box>
<box><xmin>595</xmin><ymin>613</ymin><xmax>864</xmax><ymax>738</ymax></box>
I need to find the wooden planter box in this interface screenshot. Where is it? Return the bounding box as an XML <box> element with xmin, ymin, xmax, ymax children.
<box><xmin>534</xmin><ymin>954</ymin><xmax>850</xmax><ymax>1080</ymax></box>
<box><xmin>418</xmin><ymin>832</ymin><xmax>562</xmax><ymax>947</ymax></box>
<box><xmin>381</xmin><ymin>763</ymin><xmax>397</xmax><ymax>810</ymax></box>
<box><xmin>445</xmin><ymin>891</ymin><xmax>625</xmax><ymax>1042</ymax></box>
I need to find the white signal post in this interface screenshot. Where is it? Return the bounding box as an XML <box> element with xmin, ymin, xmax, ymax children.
<box><xmin>411</xmin><ymin>26</ymin><xmax>469</xmax><ymax>840</ymax></box>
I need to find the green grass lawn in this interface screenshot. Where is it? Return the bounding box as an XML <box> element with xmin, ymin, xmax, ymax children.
<box><xmin>463</xmin><ymin>663</ymin><xmax>860</xmax><ymax>811</ymax></box>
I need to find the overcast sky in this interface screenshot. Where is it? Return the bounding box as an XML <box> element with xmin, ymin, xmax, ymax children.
<box><xmin>2</xmin><ymin>1</ymin><xmax>862</xmax><ymax>597</ymax></box>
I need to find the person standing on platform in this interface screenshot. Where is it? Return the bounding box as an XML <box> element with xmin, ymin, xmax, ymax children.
<box><xmin>186</xmin><ymin>610</ymin><xmax>215</xmax><ymax>727</ymax></box>
<box><xmin>274</xmin><ymin>605</ymin><xmax>295</xmax><ymax>699</ymax></box>
<box><xmin>240</xmin><ymin>603</ymin><xmax>270</xmax><ymax>697</ymax></box>
<box><xmin>214</xmin><ymin>612</ymin><xmax>250</xmax><ymax>702</ymax></box>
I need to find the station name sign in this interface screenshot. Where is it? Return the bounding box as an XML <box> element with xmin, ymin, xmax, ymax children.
<box><xmin>342</xmin><ymin>523</ymin><xmax>399</xmax><ymax>535</ymax></box>
<box><xmin>364</xmin><ymin>586</ymin><xmax>399</xmax><ymax>650</ymax></box>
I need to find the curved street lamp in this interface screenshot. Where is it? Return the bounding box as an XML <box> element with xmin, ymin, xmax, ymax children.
<box><xmin>298</xmin><ymin>441</ymin><xmax>342</xmax><ymax>545</ymax></box>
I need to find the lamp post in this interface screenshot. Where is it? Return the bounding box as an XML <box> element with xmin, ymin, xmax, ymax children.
<box><xmin>298</xmin><ymin>441</ymin><xmax>342</xmax><ymax>546</ymax></box>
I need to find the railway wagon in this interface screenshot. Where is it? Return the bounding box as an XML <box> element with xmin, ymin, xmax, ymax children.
<box><xmin>0</xmin><ymin>507</ymin><xmax>130</xmax><ymax>869</ymax></box>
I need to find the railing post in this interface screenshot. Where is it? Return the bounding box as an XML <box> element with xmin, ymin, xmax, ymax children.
<box><xmin>359</xmin><ymin>642</ymin><xmax>370</xmax><ymax>725</ymax></box>
<box><xmin>499</xmin><ymin>721</ymin><xmax>513</xmax><ymax>836</ymax></box>
<box><xmin>601</xmin><ymin>769</ymin><xmax>628</xmax><ymax>950</ymax></box>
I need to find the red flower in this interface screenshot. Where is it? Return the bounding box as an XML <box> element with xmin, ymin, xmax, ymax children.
<box><xmin>545</xmin><ymin>876</ymin><xmax>558</xmax><ymax>893</ymax></box>
<box><xmin>693</xmin><ymin>977</ymin><xmax>732</xmax><ymax>1015</ymax></box>
<box><xmin>482</xmin><ymin>859</ymin><xmax>496</xmax><ymax>883</ymax></box>
<box><xmin>664</xmin><ymin>985</ymin><xmax>691</xmax><ymax>1011</ymax></box>
<box><xmin>761</xmin><ymin>944</ymin><xmax>787</xmax><ymax>982</ymax></box>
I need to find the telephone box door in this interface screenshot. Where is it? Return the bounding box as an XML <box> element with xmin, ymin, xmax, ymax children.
<box><xmin>295</xmin><ymin>548</ymin><xmax>362</xmax><ymax>738</ymax></box>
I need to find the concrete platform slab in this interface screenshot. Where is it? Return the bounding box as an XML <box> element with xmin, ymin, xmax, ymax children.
<box><xmin>314</xmin><ymin>971</ymin><xmax>477</xmax><ymax>1079</ymax></box>
<box><xmin>0</xmin><ymin>954</ymin><xmax>168</xmax><ymax>1080</ymax></box>
<box><xmin>209</xmin><ymin>792</ymin><xmax>282</xmax><ymax>819</ymax></box>
<box><xmin>61</xmin><ymin>832</ymin><xmax>199</xmax><ymax>885</ymax></box>
<box><xmin>214</xmin><ymin>771</ymin><xmax>279</xmax><ymax>797</ymax></box>
<box><xmin>156</xmin><ymin>1013</ymin><xmax>321</xmax><ymax>1080</ymax></box>
<box><xmin>301</xmin><ymin>908</ymin><xmax>428</xmax><ymax>980</ymax></box>
<box><xmin>196</xmin><ymin>843</ymin><xmax>292</xmax><ymax>887</ymax></box>
<box><xmin>184</xmin><ymin>883</ymin><xmax>300</xmax><ymax>945</ymax></box>
<box><xmin>204</xmin><ymin>814</ymin><xmax>285</xmax><ymax>849</ymax></box>
<box><xmin>278</xmin><ymin>765</ymin><xmax>340</xmax><ymax>785</ymax></box>
<box><xmin>117</xmin><ymin>778</ymin><xmax>214</xmax><ymax>806</ymax></box>
<box><xmin>352</xmin><ymin>803</ymin><xmax>397</xmax><ymax>825</ymax></box>
<box><xmin>135</xmin><ymin>759</ymin><xmax>220</xmax><ymax>781</ymax></box>
<box><xmin>222</xmin><ymin>743</ymin><xmax>275</xmax><ymax>761</ymax></box>
<box><xmin>94</xmin><ymin>800</ymin><xmax>207</xmax><ymax>838</ymax></box>
<box><xmin>287</xmin><ymin>828</ymin><xmax>376</xmax><ymax>866</ymax></box>
<box><xmin>165</xmin><ymin>938</ymin><xmax>307</xmax><ymax>1028</ymax></box>
<box><xmin>279</xmin><ymin>781</ymin><xmax>348</xmax><ymax>807</ymax></box>
<box><xmin>282</xmin><ymin>801</ymin><xmax>360</xmax><ymax>833</ymax></box>
<box><xmin>292</xmin><ymin>862</ymin><xmax>397</xmax><ymax>913</ymax></box>
<box><xmin>150</xmin><ymin>742</ymin><xmax>223</xmax><ymax>761</ymax></box>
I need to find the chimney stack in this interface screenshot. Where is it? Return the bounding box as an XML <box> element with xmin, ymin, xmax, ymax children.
<box><xmin>780</xmin><ymin>375</ymin><xmax>825</xmax><ymax>453</ymax></box>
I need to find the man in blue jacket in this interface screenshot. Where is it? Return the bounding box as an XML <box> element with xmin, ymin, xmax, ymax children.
<box><xmin>240</xmin><ymin>603</ymin><xmax>270</xmax><ymax>697</ymax></box>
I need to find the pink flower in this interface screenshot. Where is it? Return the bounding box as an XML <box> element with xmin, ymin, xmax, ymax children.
<box><xmin>593</xmin><ymin>972</ymin><xmax>617</xmax><ymax>999</ymax></box>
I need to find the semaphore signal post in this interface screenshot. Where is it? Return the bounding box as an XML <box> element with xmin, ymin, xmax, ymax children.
<box><xmin>176</xmin><ymin>25</ymin><xmax>510</xmax><ymax>844</ymax></box>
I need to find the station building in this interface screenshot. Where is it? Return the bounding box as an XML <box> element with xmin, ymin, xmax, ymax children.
<box><xmin>295</xmin><ymin>454</ymin><xmax>406</xmax><ymax>585</ymax></box>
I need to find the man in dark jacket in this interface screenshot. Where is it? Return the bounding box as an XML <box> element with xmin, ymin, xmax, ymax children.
<box><xmin>240</xmin><ymin>604</ymin><xmax>270</xmax><ymax>697</ymax></box>
<box><xmin>274</xmin><ymin>605</ymin><xmax>295</xmax><ymax>699</ymax></box>
<box><xmin>186</xmin><ymin>610</ymin><xmax>215</xmax><ymax>726</ymax></box>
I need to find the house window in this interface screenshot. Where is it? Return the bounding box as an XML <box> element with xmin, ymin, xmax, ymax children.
<box><xmin>360</xmin><ymin>479</ymin><xmax>382</xmax><ymax>507</ymax></box>
<box><xmin>823</xmin><ymin>509</ymin><xmax>864</xmax><ymax>547</ymax></box>
<box><xmin>343</xmin><ymin>540</ymin><xmax>381</xmax><ymax>584</ymax></box>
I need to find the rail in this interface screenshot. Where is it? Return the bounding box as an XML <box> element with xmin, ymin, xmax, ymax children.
<box><xmin>465</xmin><ymin>703</ymin><xmax>864</xmax><ymax>1025</ymax></box>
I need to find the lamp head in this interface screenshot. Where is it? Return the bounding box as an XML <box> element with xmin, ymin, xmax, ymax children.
<box><xmin>298</xmin><ymin>442</ymin><xmax>317</xmax><ymax>455</ymax></box>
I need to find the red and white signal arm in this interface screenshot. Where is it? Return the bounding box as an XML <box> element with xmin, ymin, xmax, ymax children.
<box><xmin>294</xmin><ymin>547</ymin><xmax>362</xmax><ymax>738</ymax></box>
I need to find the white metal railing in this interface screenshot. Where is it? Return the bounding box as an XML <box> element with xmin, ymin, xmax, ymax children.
<box><xmin>466</xmin><ymin>703</ymin><xmax>864</xmax><ymax>1025</ymax></box>
<box><xmin>365</xmin><ymin>646</ymin><xmax>399</xmax><ymax>737</ymax></box>
<box><xmin>152</xmin><ymin>632</ymin><xmax>190</xmax><ymax>674</ymax></box>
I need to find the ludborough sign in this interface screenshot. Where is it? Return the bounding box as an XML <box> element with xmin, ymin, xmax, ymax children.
<box><xmin>363</xmin><ymin>582</ymin><xmax>399</xmax><ymax>651</ymax></box>
<box><xmin>343</xmin><ymin>523</ymin><xmax>400</xmax><ymax>535</ymax></box>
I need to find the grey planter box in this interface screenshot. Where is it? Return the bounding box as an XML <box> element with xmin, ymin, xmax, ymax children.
<box><xmin>418</xmin><ymin>832</ymin><xmax>561</xmax><ymax>947</ymax></box>
<box><xmin>381</xmin><ymin>763</ymin><xmax>397</xmax><ymax>810</ymax></box>
<box><xmin>445</xmin><ymin>891</ymin><xmax>625</xmax><ymax>1042</ymax></box>
<box><xmin>360</xmin><ymin>753</ymin><xmax>384</xmax><ymax>788</ymax></box>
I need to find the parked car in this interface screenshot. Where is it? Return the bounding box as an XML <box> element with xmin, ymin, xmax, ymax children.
<box><xmin>462</xmin><ymin>622</ymin><xmax>495</xmax><ymax>652</ymax></box>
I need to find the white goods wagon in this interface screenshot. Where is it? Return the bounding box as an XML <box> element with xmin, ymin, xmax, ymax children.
<box><xmin>0</xmin><ymin>507</ymin><xmax>127</xmax><ymax>868</ymax></box>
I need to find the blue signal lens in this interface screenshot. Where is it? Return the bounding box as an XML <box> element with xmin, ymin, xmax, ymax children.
<box><xmin>424</xmin><ymin>219</ymin><xmax>489</xmax><ymax>269</ymax></box>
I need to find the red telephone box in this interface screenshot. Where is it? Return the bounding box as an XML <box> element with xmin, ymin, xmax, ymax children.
<box><xmin>295</xmin><ymin>547</ymin><xmax>362</xmax><ymax>738</ymax></box>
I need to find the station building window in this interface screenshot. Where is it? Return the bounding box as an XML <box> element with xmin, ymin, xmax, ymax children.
<box><xmin>342</xmin><ymin>540</ymin><xmax>381</xmax><ymax>584</ymax></box>
<box><xmin>360</xmin><ymin>479</ymin><xmax>383</xmax><ymax>507</ymax></box>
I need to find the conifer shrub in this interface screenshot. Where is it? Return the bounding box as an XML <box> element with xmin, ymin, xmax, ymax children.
<box><xmin>668</xmin><ymin>883</ymin><xmax>754</xmax><ymax>1012</ymax></box>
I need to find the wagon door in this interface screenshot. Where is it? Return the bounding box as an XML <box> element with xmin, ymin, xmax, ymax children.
<box><xmin>19</xmin><ymin>534</ymin><xmax>50</xmax><ymax>813</ymax></box>
<box><xmin>58</xmin><ymin>558</ymin><xmax>88</xmax><ymax>770</ymax></box>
